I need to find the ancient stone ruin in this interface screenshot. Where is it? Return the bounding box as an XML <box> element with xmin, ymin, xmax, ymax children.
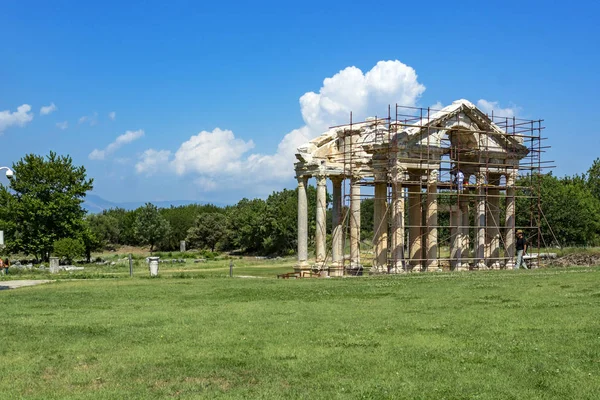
<box><xmin>294</xmin><ymin>99</ymin><xmax>548</xmax><ymax>276</ymax></box>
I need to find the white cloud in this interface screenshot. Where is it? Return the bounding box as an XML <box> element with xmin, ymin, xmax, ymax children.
<box><xmin>430</xmin><ymin>101</ymin><xmax>444</xmax><ymax>110</ymax></box>
<box><xmin>300</xmin><ymin>60</ymin><xmax>425</xmax><ymax>132</ymax></box>
<box><xmin>171</xmin><ymin>128</ymin><xmax>255</xmax><ymax>175</ymax></box>
<box><xmin>135</xmin><ymin>60</ymin><xmax>426</xmax><ymax>191</ymax></box>
<box><xmin>0</xmin><ymin>104</ymin><xmax>34</xmax><ymax>134</ymax></box>
<box><xmin>40</xmin><ymin>103</ymin><xmax>58</xmax><ymax>115</ymax></box>
<box><xmin>135</xmin><ymin>149</ymin><xmax>172</xmax><ymax>175</ymax></box>
<box><xmin>89</xmin><ymin>129</ymin><xmax>144</xmax><ymax>160</ymax></box>
<box><xmin>476</xmin><ymin>99</ymin><xmax>520</xmax><ymax>118</ymax></box>
<box><xmin>56</xmin><ymin>121</ymin><xmax>69</xmax><ymax>130</ymax></box>
<box><xmin>108</xmin><ymin>111</ymin><xmax>116</xmax><ymax>121</ymax></box>
<box><xmin>78</xmin><ymin>112</ymin><xmax>98</xmax><ymax>126</ymax></box>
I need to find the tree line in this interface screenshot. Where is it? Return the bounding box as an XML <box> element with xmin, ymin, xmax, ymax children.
<box><xmin>0</xmin><ymin>152</ymin><xmax>599</xmax><ymax>262</ymax></box>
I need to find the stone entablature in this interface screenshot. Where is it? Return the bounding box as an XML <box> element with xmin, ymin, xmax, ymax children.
<box><xmin>294</xmin><ymin>99</ymin><xmax>530</xmax><ymax>276</ymax></box>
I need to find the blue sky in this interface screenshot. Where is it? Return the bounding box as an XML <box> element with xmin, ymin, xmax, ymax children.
<box><xmin>1</xmin><ymin>0</ymin><xmax>599</xmax><ymax>204</ymax></box>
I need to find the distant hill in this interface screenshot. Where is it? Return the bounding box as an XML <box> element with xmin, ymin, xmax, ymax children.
<box><xmin>83</xmin><ymin>193</ymin><xmax>219</xmax><ymax>213</ymax></box>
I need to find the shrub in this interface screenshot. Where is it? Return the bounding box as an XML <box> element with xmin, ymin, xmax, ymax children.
<box><xmin>53</xmin><ymin>238</ymin><xmax>85</xmax><ymax>264</ymax></box>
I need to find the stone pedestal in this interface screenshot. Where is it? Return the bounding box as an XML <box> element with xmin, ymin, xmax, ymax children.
<box><xmin>180</xmin><ymin>240</ymin><xmax>186</xmax><ymax>253</ymax></box>
<box><xmin>148</xmin><ymin>256</ymin><xmax>159</xmax><ymax>276</ymax></box>
<box><xmin>49</xmin><ymin>257</ymin><xmax>60</xmax><ymax>274</ymax></box>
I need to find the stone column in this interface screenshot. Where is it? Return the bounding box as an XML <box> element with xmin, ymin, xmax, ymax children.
<box><xmin>458</xmin><ymin>196</ymin><xmax>470</xmax><ymax>270</ymax></box>
<box><xmin>504</xmin><ymin>171</ymin><xmax>517</xmax><ymax>269</ymax></box>
<box><xmin>349</xmin><ymin>176</ymin><xmax>361</xmax><ymax>269</ymax></box>
<box><xmin>296</xmin><ymin>175</ymin><xmax>309</xmax><ymax>272</ymax></box>
<box><xmin>449</xmin><ymin>204</ymin><xmax>461</xmax><ymax>270</ymax></box>
<box><xmin>426</xmin><ymin>170</ymin><xmax>439</xmax><ymax>272</ymax></box>
<box><xmin>476</xmin><ymin>171</ymin><xmax>487</xmax><ymax>269</ymax></box>
<box><xmin>315</xmin><ymin>174</ymin><xmax>327</xmax><ymax>266</ymax></box>
<box><xmin>330</xmin><ymin>176</ymin><xmax>344</xmax><ymax>277</ymax></box>
<box><xmin>487</xmin><ymin>187</ymin><xmax>501</xmax><ymax>269</ymax></box>
<box><xmin>372</xmin><ymin>181</ymin><xmax>388</xmax><ymax>273</ymax></box>
<box><xmin>408</xmin><ymin>183</ymin><xmax>422</xmax><ymax>271</ymax></box>
<box><xmin>391</xmin><ymin>180</ymin><xmax>405</xmax><ymax>273</ymax></box>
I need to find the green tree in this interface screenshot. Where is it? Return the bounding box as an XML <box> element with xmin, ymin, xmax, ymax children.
<box><xmin>587</xmin><ymin>157</ymin><xmax>600</xmax><ymax>200</ymax></box>
<box><xmin>263</xmin><ymin>189</ymin><xmax>298</xmax><ymax>254</ymax></box>
<box><xmin>87</xmin><ymin>212</ymin><xmax>120</xmax><ymax>247</ymax></box>
<box><xmin>516</xmin><ymin>173</ymin><xmax>600</xmax><ymax>247</ymax></box>
<box><xmin>160</xmin><ymin>204</ymin><xmax>223</xmax><ymax>250</ymax></box>
<box><xmin>80</xmin><ymin>220</ymin><xmax>102</xmax><ymax>262</ymax></box>
<box><xmin>133</xmin><ymin>203</ymin><xmax>170</xmax><ymax>254</ymax></box>
<box><xmin>226</xmin><ymin>198</ymin><xmax>267</xmax><ymax>252</ymax></box>
<box><xmin>186</xmin><ymin>212</ymin><xmax>228</xmax><ymax>252</ymax></box>
<box><xmin>53</xmin><ymin>237</ymin><xmax>85</xmax><ymax>264</ymax></box>
<box><xmin>0</xmin><ymin>152</ymin><xmax>93</xmax><ymax>261</ymax></box>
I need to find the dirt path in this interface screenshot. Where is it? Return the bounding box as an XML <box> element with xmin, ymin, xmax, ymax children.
<box><xmin>0</xmin><ymin>280</ymin><xmax>53</xmax><ymax>291</ymax></box>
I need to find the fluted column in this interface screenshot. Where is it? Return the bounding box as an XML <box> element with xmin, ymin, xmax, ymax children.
<box><xmin>372</xmin><ymin>181</ymin><xmax>388</xmax><ymax>273</ymax></box>
<box><xmin>330</xmin><ymin>177</ymin><xmax>343</xmax><ymax>276</ymax></box>
<box><xmin>450</xmin><ymin>204</ymin><xmax>461</xmax><ymax>270</ymax></box>
<box><xmin>315</xmin><ymin>175</ymin><xmax>327</xmax><ymax>266</ymax></box>
<box><xmin>296</xmin><ymin>175</ymin><xmax>309</xmax><ymax>272</ymax></box>
<box><xmin>504</xmin><ymin>171</ymin><xmax>517</xmax><ymax>269</ymax></box>
<box><xmin>487</xmin><ymin>187</ymin><xmax>501</xmax><ymax>269</ymax></box>
<box><xmin>408</xmin><ymin>183</ymin><xmax>422</xmax><ymax>271</ymax></box>
<box><xmin>458</xmin><ymin>196</ymin><xmax>470</xmax><ymax>270</ymax></box>
<box><xmin>391</xmin><ymin>180</ymin><xmax>405</xmax><ymax>273</ymax></box>
<box><xmin>476</xmin><ymin>171</ymin><xmax>487</xmax><ymax>269</ymax></box>
<box><xmin>349</xmin><ymin>176</ymin><xmax>361</xmax><ymax>269</ymax></box>
<box><xmin>426</xmin><ymin>170</ymin><xmax>438</xmax><ymax>272</ymax></box>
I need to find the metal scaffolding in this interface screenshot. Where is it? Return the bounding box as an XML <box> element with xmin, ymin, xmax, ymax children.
<box><xmin>327</xmin><ymin>103</ymin><xmax>551</xmax><ymax>273</ymax></box>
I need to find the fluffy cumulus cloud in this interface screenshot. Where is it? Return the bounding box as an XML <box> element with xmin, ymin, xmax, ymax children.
<box><xmin>136</xmin><ymin>60</ymin><xmax>427</xmax><ymax>191</ymax></box>
<box><xmin>300</xmin><ymin>61</ymin><xmax>425</xmax><ymax>132</ymax></box>
<box><xmin>40</xmin><ymin>103</ymin><xmax>58</xmax><ymax>115</ymax></box>
<box><xmin>89</xmin><ymin>129</ymin><xmax>144</xmax><ymax>160</ymax></box>
<box><xmin>135</xmin><ymin>149</ymin><xmax>171</xmax><ymax>175</ymax></box>
<box><xmin>0</xmin><ymin>104</ymin><xmax>34</xmax><ymax>134</ymax></box>
<box><xmin>476</xmin><ymin>99</ymin><xmax>520</xmax><ymax>118</ymax></box>
<box><xmin>170</xmin><ymin>128</ymin><xmax>255</xmax><ymax>175</ymax></box>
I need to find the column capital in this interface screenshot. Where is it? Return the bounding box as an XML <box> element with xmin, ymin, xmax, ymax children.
<box><xmin>427</xmin><ymin>169</ymin><xmax>438</xmax><ymax>184</ymax></box>
<box><xmin>316</xmin><ymin>174</ymin><xmax>327</xmax><ymax>186</ymax></box>
<box><xmin>391</xmin><ymin>165</ymin><xmax>408</xmax><ymax>184</ymax></box>
<box><xmin>349</xmin><ymin>171</ymin><xmax>362</xmax><ymax>182</ymax></box>
<box><xmin>330</xmin><ymin>175</ymin><xmax>343</xmax><ymax>185</ymax></box>
<box><xmin>506</xmin><ymin>169</ymin><xmax>518</xmax><ymax>185</ymax></box>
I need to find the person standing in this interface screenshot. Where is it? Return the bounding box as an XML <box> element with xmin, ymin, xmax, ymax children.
<box><xmin>514</xmin><ymin>230</ymin><xmax>528</xmax><ymax>269</ymax></box>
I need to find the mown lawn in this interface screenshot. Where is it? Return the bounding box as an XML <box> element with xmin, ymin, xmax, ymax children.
<box><xmin>1</xmin><ymin>268</ymin><xmax>599</xmax><ymax>399</ymax></box>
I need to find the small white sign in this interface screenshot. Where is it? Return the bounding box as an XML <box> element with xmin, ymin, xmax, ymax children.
<box><xmin>0</xmin><ymin>230</ymin><xmax>3</xmax><ymax>245</ymax></box>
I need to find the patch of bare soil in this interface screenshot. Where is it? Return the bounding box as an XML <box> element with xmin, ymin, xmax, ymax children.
<box><xmin>549</xmin><ymin>253</ymin><xmax>600</xmax><ymax>267</ymax></box>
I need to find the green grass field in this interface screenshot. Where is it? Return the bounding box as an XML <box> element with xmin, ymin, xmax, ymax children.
<box><xmin>1</xmin><ymin>267</ymin><xmax>600</xmax><ymax>399</ymax></box>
